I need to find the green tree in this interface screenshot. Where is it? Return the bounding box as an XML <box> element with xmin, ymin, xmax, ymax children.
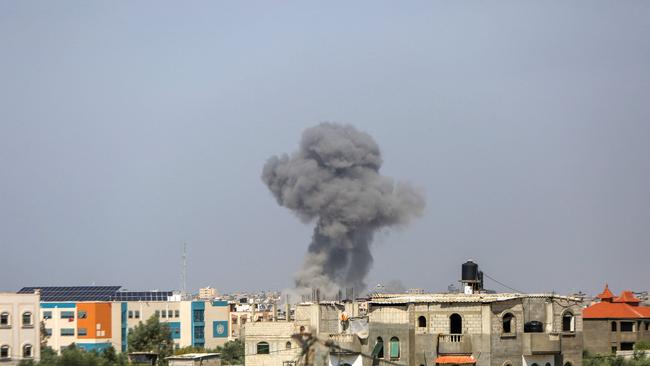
<box><xmin>127</xmin><ymin>315</ymin><xmax>174</xmax><ymax>365</ymax></box>
<box><xmin>215</xmin><ymin>339</ymin><xmax>244</xmax><ymax>365</ymax></box>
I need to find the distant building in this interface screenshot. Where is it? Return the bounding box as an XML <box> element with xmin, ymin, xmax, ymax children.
<box><xmin>17</xmin><ymin>286</ymin><xmax>231</xmax><ymax>353</ymax></box>
<box><xmin>0</xmin><ymin>291</ymin><xmax>41</xmax><ymax>365</ymax></box>
<box><xmin>199</xmin><ymin>287</ymin><xmax>218</xmax><ymax>300</ymax></box>
<box><xmin>583</xmin><ymin>284</ymin><xmax>650</xmax><ymax>355</ymax></box>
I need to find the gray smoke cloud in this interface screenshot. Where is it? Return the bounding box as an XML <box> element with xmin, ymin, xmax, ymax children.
<box><xmin>262</xmin><ymin>123</ymin><xmax>425</xmax><ymax>296</ymax></box>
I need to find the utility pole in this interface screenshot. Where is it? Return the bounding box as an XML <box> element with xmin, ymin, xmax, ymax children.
<box><xmin>181</xmin><ymin>243</ymin><xmax>187</xmax><ymax>297</ymax></box>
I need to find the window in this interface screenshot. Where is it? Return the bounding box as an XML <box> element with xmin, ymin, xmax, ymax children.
<box><xmin>175</xmin><ymin>310</ymin><xmax>179</xmax><ymax>318</ymax></box>
<box><xmin>545</xmin><ymin>363</ymin><xmax>551</xmax><ymax>366</ymax></box>
<box><xmin>161</xmin><ymin>310</ymin><xmax>167</xmax><ymax>318</ymax></box>
<box><xmin>45</xmin><ymin>328</ymin><xmax>52</xmax><ymax>336</ymax></box>
<box><xmin>0</xmin><ymin>345</ymin><xmax>9</xmax><ymax>359</ymax></box>
<box><xmin>286</xmin><ymin>341</ymin><xmax>292</xmax><ymax>350</ymax></box>
<box><xmin>61</xmin><ymin>328</ymin><xmax>75</xmax><ymax>336</ymax></box>
<box><xmin>22</xmin><ymin>312</ymin><xmax>32</xmax><ymax>326</ymax></box>
<box><xmin>564</xmin><ymin>363</ymin><xmax>572</xmax><ymax>366</ymax></box>
<box><xmin>418</xmin><ymin>316</ymin><xmax>427</xmax><ymax>328</ymax></box>
<box><xmin>78</xmin><ymin>328</ymin><xmax>87</xmax><ymax>336</ymax></box>
<box><xmin>646</xmin><ymin>322</ymin><xmax>649</xmax><ymax>331</ymax></box>
<box><xmin>194</xmin><ymin>342</ymin><xmax>204</xmax><ymax>348</ymax></box>
<box><xmin>194</xmin><ymin>326</ymin><xmax>204</xmax><ymax>340</ymax></box>
<box><xmin>43</xmin><ymin>311</ymin><xmax>52</xmax><ymax>320</ymax></box>
<box><xmin>193</xmin><ymin>310</ymin><xmax>204</xmax><ymax>322</ymax></box>
<box><xmin>620</xmin><ymin>322</ymin><xmax>634</xmax><ymax>332</ymax></box>
<box><xmin>450</xmin><ymin>313</ymin><xmax>462</xmax><ymax>334</ymax></box>
<box><xmin>0</xmin><ymin>312</ymin><xmax>8</xmax><ymax>326</ymax></box>
<box><xmin>562</xmin><ymin>312</ymin><xmax>574</xmax><ymax>332</ymax></box>
<box><xmin>61</xmin><ymin>311</ymin><xmax>74</xmax><ymax>320</ymax></box>
<box><xmin>168</xmin><ymin>310</ymin><xmax>174</xmax><ymax>318</ymax></box>
<box><xmin>503</xmin><ymin>313</ymin><xmax>514</xmax><ymax>334</ymax></box>
<box><xmin>621</xmin><ymin>342</ymin><xmax>634</xmax><ymax>351</ymax></box>
<box><xmin>155</xmin><ymin>310</ymin><xmax>160</xmax><ymax>317</ymax></box>
<box><xmin>256</xmin><ymin>342</ymin><xmax>270</xmax><ymax>354</ymax></box>
<box><xmin>23</xmin><ymin>344</ymin><xmax>32</xmax><ymax>358</ymax></box>
<box><xmin>135</xmin><ymin>311</ymin><xmax>140</xmax><ymax>319</ymax></box>
<box><xmin>611</xmin><ymin>322</ymin><xmax>617</xmax><ymax>332</ymax></box>
<box><xmin>78</xmin><ymin>311</ymin><xmax>87</xmax><ymax>319</ymax></box>
<box><xmin>531</xmin><ymin>363</ymin><xmax>539</xmax><ymax>366</ymax></box>
<box><xmin>128</xmin><ymin>311</ymin><xmax>133</xmax><ymax>319</ymax></box>
<box><xmin>389</xmin><ymin>337</ymin><xmax>400</xmax><ymax>360</ymax></box>
<box><xmin>372</xmin><ymin>337</ymin><xmax>384</xmax><ymax>359</ymax></box>
<box><xmin>611</xmin><ymin>346</ymin><xmax>617</xmax><ymax>354</ymax></box>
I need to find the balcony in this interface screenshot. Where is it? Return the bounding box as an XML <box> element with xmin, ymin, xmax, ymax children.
<box><xmin>522</xmin><ymin>333</ymin><xmax>561</xmax><ymax>355</ymax></box>
<box><xmin>438</xmin><ymin>334</ymin><xmax>473</xmax><ymax>354</ymax></box>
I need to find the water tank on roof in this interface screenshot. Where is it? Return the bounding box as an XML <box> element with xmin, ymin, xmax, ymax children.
<box><xmin>462</xmin><ymin>260</ymin><xmax>479</xmax><ymax>281</ymax></box>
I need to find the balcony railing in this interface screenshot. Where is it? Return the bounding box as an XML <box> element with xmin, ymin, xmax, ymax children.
<box><xmin>438</xmin><ymin>334</ymin><xmax>472</xmax><ymax>354</ymax></box>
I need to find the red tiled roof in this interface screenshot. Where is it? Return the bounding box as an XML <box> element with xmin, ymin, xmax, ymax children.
<box><xmin>436</xmin><ymin>356</ymin><xmax>476</xmax><ymax>364</ymax></box>
<box><xmin>583</xmin><ymin>302</ymin><xmax>650</xmax><ymax>319</ymax></box>
<box><xmin>613</xmin><ymin>291</ymin><xmax>641</xmax><ymax>304</ymax></box>
<box><xmin>597</xmin><ymin>284</ymin><xmax>614</xmax><ymax>300</ymax></box>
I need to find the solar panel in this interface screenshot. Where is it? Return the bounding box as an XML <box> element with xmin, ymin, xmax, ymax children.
<box><xmin>110</xmin><ymin>291</ymin><xmax>174</xmax><ymax>301</ymax></box>
<box><xmin>18</xmin><ymin>286</ymin><xmax>122</xmax><ymax>302</ymax></box>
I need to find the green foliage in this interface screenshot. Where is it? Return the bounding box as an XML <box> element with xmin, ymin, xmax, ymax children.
<box><xmin>215</xmin><ymin>339</ymin><xmax>245</xmax><ymax>365</ymax></box>
<box><xmin>127</xmin><ymin>315</ymin><xmax>174</xmax><ymax>366</ymax></box>
<box><xmin>172</xmin><ymin>340</ymin><xmax>243</xmax><ymax>365</ymax></box>
<box><xmin>19</xmin><ymin>345</ymin><xmax>127</xmax><ymax>366</ymax></box>
<box><xmin>636</xmin><ymin>341</ymin><xmax>650</xmax><ymax>351</ymax></box>
<box><xmin>584</xmin><ymin>351</ymin><xmax>650</xmax><ymax>366</ymax></box>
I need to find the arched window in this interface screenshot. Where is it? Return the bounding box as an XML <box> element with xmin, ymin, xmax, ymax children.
<box><xmin>22</xmin><ymin>312</ymin><xmax>32</xmax><ymax>326</ymax></box>
<box><xmin>23</xmin><ymin>344</ymin><xmax>32</xmax><ymax>358</ymax></box>
<box><xmin>0</xmin><ymin>312</ymin><xmax>9</xmax><ymax>326</ymax></box>
<box><xmin>418</xmin><ymin>316</ymin><xmax>427</xmax><ymax>328</ymax></box>
<box><xmin>562</xmin><ymin>311</ymin><xmax>575</xmax><ymax>332</ymax></box>
<box><xmin>0</xmin><ymin>345</ymin><xmax>9</xmax><ymax>359</ymax></box>
<box><xmin>502</xmin><ymin>313</ymin><xmax>515</xmax><ymax>334</ymax></box>
<box><xmin>256</xmin><ymin>342</ymin><xmax>269</xmax><ymax>354</ymax></box>
<box><xmin>564</xmin><ymin>362</ymin><xmax>573</xmax><ymax>366</ymax></box>
<box><xmin>531</xmin><ymin>363</ymin><xmax>539</xmax><ymax>366</ymax></box>
<box><xmin>545</xmin><ymin>363</ymin><xmax>551</xmax><ymax>366</ymax></box>
<box><xmin>373</xmin><ymin>337</ymin><xmax>384</xmax><ymax>359</ymax></box>
<box><xmin>389</xmin><ymin>337</ymin><xmax>400</xmax><ymax>360</ymax></box>
<box><xmin>611</xmin><ymin>322</ymin><xmax>617</xmax><ymax>332</ymax></box>
<box><xmin>450</xmin><ymin>313</ymin><xmax>462</xmax><ymax>334</ymax></box>
<box><xmin>285</xmin><ymin>341</ymin><xmax>292</xmax><ymax>350</ymax></box>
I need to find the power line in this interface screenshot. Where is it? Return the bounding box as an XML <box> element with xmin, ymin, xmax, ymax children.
<box><xmin>482</xmin><ymin>272</ymin><xmax>523</xmax><ymax>293</ymax></box>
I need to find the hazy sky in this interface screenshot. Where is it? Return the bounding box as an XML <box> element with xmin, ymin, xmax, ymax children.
<box><xmin>1</xmin><ymin>1</ymin><xmax>649</xmax><ymax>296</ymax></box>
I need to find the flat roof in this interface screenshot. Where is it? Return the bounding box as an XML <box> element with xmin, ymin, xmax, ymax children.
<box><xmin>166</xmin><ymin>353</ymin><xmax>220</xmax><ymax>360</ymax></box>
<box><xmin>369</xmin><ymin>293</ymin><xmax>583</xmax><ymax>304</ymax></box>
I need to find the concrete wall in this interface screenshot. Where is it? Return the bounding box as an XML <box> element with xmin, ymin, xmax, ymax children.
<box><xmin>244</xmin><ymin>322</ymin><xmax>301</xmax><ymax>366</ymax></box>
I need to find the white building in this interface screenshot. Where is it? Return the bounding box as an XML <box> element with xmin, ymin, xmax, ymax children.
<box><xmin>0</xmin><ymin>291</ymin><xmax>41</xmax><ymax>365</ymax></box>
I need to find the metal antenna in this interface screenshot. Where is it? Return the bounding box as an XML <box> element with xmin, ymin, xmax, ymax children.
<box><xmin>181</xmin><ymin>243</ymin><xmax>187</xmax><ymax>296</ymax></box>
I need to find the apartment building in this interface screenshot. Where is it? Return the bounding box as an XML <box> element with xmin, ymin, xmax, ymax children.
<box><xmin>0</xmin><ymin>291</ymin><xmax>41</xmax><ymax>365</ymax></box>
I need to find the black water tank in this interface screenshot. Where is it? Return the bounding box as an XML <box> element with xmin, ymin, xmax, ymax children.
<box><xmin>462</xmin><ymin>260</ymin><xmax>479</xmax><ymax>281</ymax></box>
<box><xmin>524</xmin><ymin>321</ymin><xmax>544</xmax><ymax>333</ymax></box>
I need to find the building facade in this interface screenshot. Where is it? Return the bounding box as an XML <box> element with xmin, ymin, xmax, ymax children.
<box><xmin>583</xmin><ymin>285</ymin><xmax>650</xmax><ymax>355</ymax></box>
<box><xmin>18</xmin><ymin>286</ymin><xmax>231</xmax><ymax>354</ymax></box>
<box><xmin>0</xmin><ymin>291</ymin><xmax>41</xmax><ymax>365</ymax></box>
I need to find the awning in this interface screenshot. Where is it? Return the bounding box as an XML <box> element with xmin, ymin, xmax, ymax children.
<box><xmin>370</xmin><ymin>342</ymin><xmax>383</xmax><ymax>358</ymax></box>
<box><xmin>435</xmin><ymin>356</ymin><xmax>476</xmax><ymax>364</ymax></box>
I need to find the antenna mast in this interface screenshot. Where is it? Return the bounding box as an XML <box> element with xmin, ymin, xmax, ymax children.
<box><xmin>181</xmin><ymin>243</ymin><xmax>187</xmax><ymax>296</ymax></box>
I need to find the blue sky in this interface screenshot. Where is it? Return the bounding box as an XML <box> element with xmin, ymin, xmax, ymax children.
<box><xmin>1</xmin><ymin>1</ymin><xmax>649</xmax><ymax>295</ymax></box>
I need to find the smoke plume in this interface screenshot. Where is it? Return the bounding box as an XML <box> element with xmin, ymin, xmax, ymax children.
<box><xmin>262</xmin><ymin>123</ymin><xmax>425</xmax><ymax>296</ymax></box>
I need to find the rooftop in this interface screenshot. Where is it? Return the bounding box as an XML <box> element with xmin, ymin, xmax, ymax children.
<box><xmin>369</xmin><ymin>292</ymin><xmax>582</xmax><ymax>304</ymax></box>
<box><xmin>166</xmin><ymin>353</ymin><xmax>220</xmax><ymax>360</ymax></box>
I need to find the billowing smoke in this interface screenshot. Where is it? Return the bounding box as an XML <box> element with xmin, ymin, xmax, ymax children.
<box><xmin>262</xmin><ymin>123</ymin><xmax>425</xmax><ymax>296</ymax></box>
